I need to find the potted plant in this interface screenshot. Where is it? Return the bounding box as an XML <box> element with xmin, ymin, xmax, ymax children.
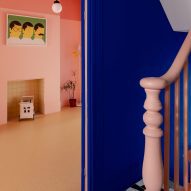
<box><xmin>62</xmin><ymin>80</ymin><xmax>76</xmax><ymax>107</ymax></box>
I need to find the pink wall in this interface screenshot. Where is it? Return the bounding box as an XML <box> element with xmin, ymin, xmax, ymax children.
<box><xmin>0</xmin><ymin>0</ymin><xmax>80</xmax><ymax>21</ymax></box>
<box><xmin>60</xmin><ymin>0</ymin><xmax>81</xmax><ymax>21</ymax></box>
<box><xmin>0</xmin><ymin>8</ymin><xmax>61</xmax><ymax>124</ymax></box>
<box><xmin>60</xmin><ymin>19</ymin><xmax>81</xmax><ymax>107</ymax></box>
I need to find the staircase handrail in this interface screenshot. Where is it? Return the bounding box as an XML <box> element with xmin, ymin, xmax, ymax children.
<box><xmin>139</xmin><ymin>31</ymin><xmax>191</xmax><ymax>191</ymax></box>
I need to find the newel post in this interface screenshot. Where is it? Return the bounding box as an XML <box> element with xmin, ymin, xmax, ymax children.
<box><xmin>140</xmin><ymin>77</ymin><xmax>167</xmax><ymax>191</ymax></box>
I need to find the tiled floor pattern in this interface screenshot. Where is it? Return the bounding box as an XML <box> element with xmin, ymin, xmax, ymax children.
<box><xmin>126</xmin><ymin>180</ymin><xmax>174</xmax><ymax>191</ymax></box>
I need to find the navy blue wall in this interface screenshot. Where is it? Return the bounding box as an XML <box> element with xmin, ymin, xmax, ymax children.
<box><xmin>88</xmin><ymin>0</ymin><xmax>186</xmax><ymax>190</ymax></box>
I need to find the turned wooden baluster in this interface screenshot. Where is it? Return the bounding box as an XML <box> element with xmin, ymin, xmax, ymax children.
<box><xmin>183</xmin><ymin>61</ymin><xmax>189</xmax><ymax>191</ymax></box>
<box><xmin>164</xmin><ymin>85</ymin><xmax>170</xmax><ymax>191</ymax></box>
<box><xmin>139</xmin><ymin>31</ymin><xmax>191</xmax><ymax>191</ymax></box>
<box><xmin>174</xmin><ymin>77</ymin><xmax>180</xmax><ymax>191</ymax></box>
<box><xmin>140</xmin><ymin>77</ymin><xmax>166</xmax><ymax>191</ymax></box>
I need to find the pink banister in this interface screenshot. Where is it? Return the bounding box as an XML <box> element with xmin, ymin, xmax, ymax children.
<box><xmin>183</xmin><ymin>62</ymin><xmax>189</xmax><ymax>191</ymax></box>
<box><xmin>140</xmin><ymin>78</ymin><xmax>166</xmax><ymax>191</ymax></box>
<box><xmin>161</xmin><ymin>31</ymin><xmax>191</xmax><ymax>84</ymax></box>
<box><xmin>164</xmin><ymin>85</ymin><xmax>170</xmax><ymax>191</ymax></box>
<box><xmin>140</xmin><ymin>30</ymin><xmax>191</xmax><ymax>191</ymax></box>
<box><xmin>174</xmin><ymin>77</ymin><xmax>180</xmax><ymax>191</ymax></box>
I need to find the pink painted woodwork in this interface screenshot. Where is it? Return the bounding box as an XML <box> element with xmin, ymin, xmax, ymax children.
<box><xmin>164</xmin><ymin>86</ymin><xmax>170</xmax><ymax>191</ymax></box>
<box><xmin>140</xmin><ymin>86</ymin><xmax>164</xmax><ymax>191</ymax></box>
<box><xmin>140</xmin><ymin>31</ymin><xmax>191</xmax><ymax>190</ymax></box>
<box><xmin>174</xmin><ymin>78</ymin><xmax>180</xmax><ymax>191</ymax></box>
<box><xmin>183</xmin><ymin>62</ymin><xmax>189</xmax><ymax>191</ymax></box>
<box><xmin>188</xmin><ymin>150</ymin><xmax>191</xmax><ymax>183</ymax></box>
<box><xmin>162</xmin><ymin>31</ymin><xmax>191</xmax><ymax>84</ymax></box>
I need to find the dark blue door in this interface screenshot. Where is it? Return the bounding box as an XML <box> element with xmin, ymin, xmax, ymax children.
<box><xmin>85</xmin><ymin>0</ymin><xmax>187</xmax><ymax>191</ymax></box>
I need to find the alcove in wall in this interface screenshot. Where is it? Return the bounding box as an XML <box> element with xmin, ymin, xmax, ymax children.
<box><xmin>7</xmin><ymin>79</ymin><xmax>44</xmax><ymax>120</ymax></box>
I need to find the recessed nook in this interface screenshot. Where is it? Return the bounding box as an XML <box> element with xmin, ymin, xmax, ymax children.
<box><xmin>7</xmin><ymin>79</ymin><xmax>44</xmax><ymax>120</ymax></box>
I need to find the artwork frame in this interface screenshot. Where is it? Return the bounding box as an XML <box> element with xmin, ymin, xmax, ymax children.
<box><xmin>7</xmin><ymin>14</ymin><xmax>47</xmax><ymax>46</ymax></box>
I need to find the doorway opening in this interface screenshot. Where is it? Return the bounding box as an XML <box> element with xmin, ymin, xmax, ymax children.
<box><xmin>0</xmin><ymin>0</ymin><xmax>86</xmax><ymax>190</ymax></box>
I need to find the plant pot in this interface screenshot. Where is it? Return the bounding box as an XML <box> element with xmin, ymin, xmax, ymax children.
<box><xmin>69</xmin><ymin>99</ymin><xmax>76</xmax><ymax>107</ymax></box>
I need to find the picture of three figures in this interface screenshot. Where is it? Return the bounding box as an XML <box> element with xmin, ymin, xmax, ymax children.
<box><xmin>7</xmin><ymin>14</ymin><xmax>46</xmax><ymax>45</ymax></box>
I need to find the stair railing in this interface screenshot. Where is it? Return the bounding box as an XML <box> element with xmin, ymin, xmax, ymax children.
<box><xmin>140</xmin><ymin>31</ymin><xmax>191</xmax><ymax>191</ymax></box>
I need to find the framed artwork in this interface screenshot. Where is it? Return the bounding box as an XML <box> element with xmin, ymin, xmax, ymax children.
<box><xmin>7</xmin><ymin>14</ymin><xmax>47</xmax><ymax>46</ymax></box>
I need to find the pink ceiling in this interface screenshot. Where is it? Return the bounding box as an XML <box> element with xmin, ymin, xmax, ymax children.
<box><xmin>0</xmin><ymin>0</ymin><xmax>81</xmax><ymax>20</ymax></box>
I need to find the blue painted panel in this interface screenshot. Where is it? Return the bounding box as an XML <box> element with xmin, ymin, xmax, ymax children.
<box><xmin>87</xmin><ymin>0</ymin><xmax>186</xmax><ymax>190</ymax></box>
